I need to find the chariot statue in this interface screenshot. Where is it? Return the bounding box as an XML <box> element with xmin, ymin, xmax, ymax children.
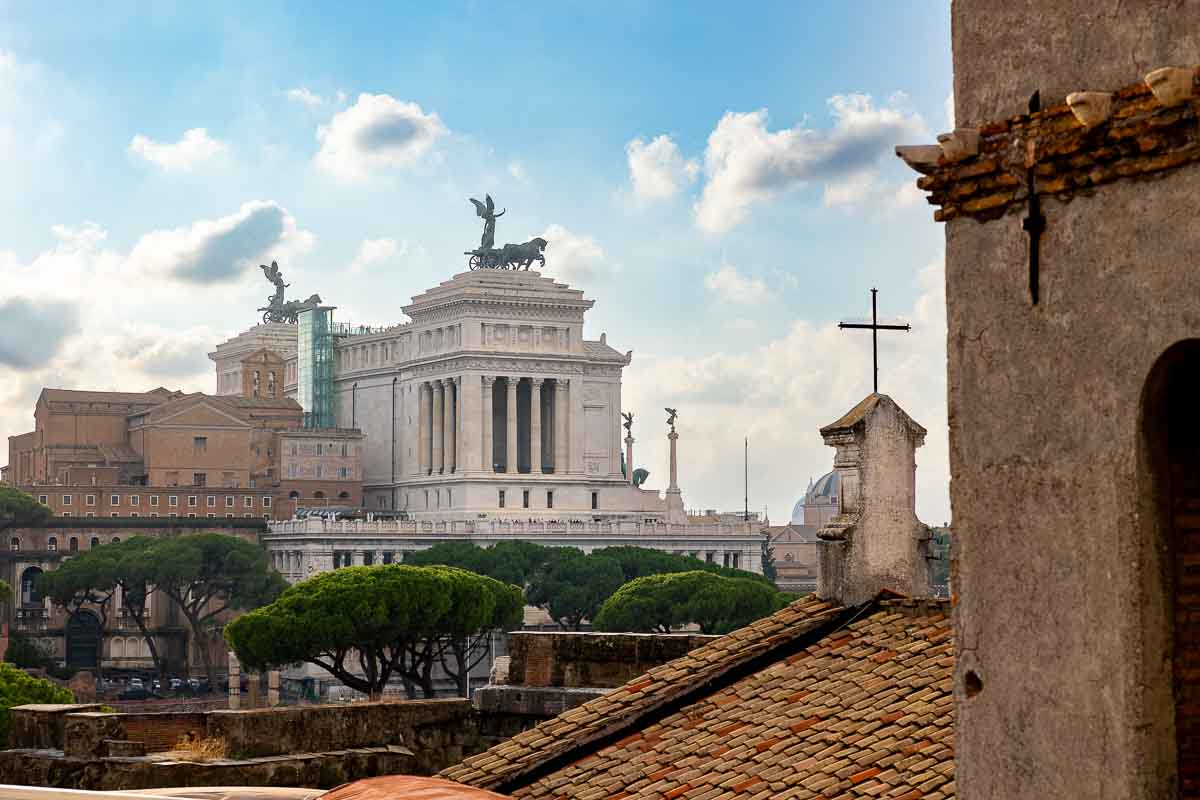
<box><xmin>464</xmin><ymin>194</ymin><xmax>549</xmax><ymax>271</ymax></box>
<box><xmin>257</xmin><ymin>261</ymin><xmax>322</xmax><ymax>324</ymax></box>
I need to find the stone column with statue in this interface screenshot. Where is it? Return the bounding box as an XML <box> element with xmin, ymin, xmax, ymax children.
<box><xmin>622</xmin><ymin>412</ymin><xmax>635</xmax><ymax>486</ymax></box>
<box><xmin>664</xmin><ymin>408</ymin><xmax>686</xmax><ymax>524</ymax></box>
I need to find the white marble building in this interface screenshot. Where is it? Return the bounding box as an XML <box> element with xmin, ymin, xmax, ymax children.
<box><xmin>212</xmin><ymin>267</ymin><xmax>765</xmax><ymax>578</ymax></box>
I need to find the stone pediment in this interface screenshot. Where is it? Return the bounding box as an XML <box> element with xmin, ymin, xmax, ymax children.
<box><xmin>403</xmin><ymin>270</ymin><xmax>594</xmax><ymax>324</ymax></box>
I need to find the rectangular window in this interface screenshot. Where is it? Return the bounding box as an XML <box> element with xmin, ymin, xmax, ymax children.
<box><xmin>194</xmin><ymin>436</ymin><xmax>207</xmax><ymax>454</ymax></box>
<box><xmin>169</xmin><ymin>512</ymin><xmax>178</xmax><ymax>518</ymax></box>
<box><xmin>188</xmin><ymin>513</ymin><xmax>196</xmax><ymax>518</ymax></box>
<box><xmin>85</xmin><ymin>512</ymin><xmax>94</xmax><ymax>518</ymax></box>
<box><xmin>206</xmin><ymin>496</ymin><xmax>216</xmax><ymax>508</ymax></box>
<box><xmin>263</xmin><ymin>496</ymin><xmax>272</xmax><ymax>508</ymax></box>
<box><xmin>110</xmin><ymin>512</ymin><xmax>118</xmax><ymax>518</ymax></box>
<box><xmin>315</xmin><ymin>464</ymin><xmax>324</xmax><ymax>479</ymax></box>
<box><xmin>85</xmin><ymin>495</ymin><xmax>96</xmax><ymax>507</ymax></box>
<box><xmin>498</xmin><ymin>490</ymin><xmax>506</xmax><ymax>508</ymax></box>
<box><xmin>130</xmin><ymin>513</ymin><xmax>139</xmax><ymax>518</ymax></box>
<box><xmin>206</xmin><ymin>513</ymin><xmax>215</xmax><ymax>519</ymax></box>
<box><xmin>166</xmin><ymin>471</ymin><xmax>179</xmax><ymax>487</ymax></box>
<box><xmin>110</xmin><ymin>495</ymin><xmax>119</xmax><ymax>506</ymax></box>
<box><xmin>226</xmin><ymin>513</ymin><xmax>234</xmax><ymax>518</ymax></box>
<box><xmin>522</xmin><ymin>490</ymin><xmax>530</xmax><ymax>509</ymax></box>
<box><xmin>316</xmin><ymin>443</ymin><xmax>323</xmax><ymax>456</ymax></box>
<box><xmin>383</xmin><ymin>552</ymin><xmax>394</xmax><ymax>564</ymax></box>
<box><xmin>38</xmin><ymin>495</ymin><xmax>47</xmax><ymax>505</ymax></box>
<box><xmin>288</xmin><ymin>464</ymin><xmax>298</xmax><ymax>479</ymax></box>
<box><xmin>62</xmin><ymin>511</ymin><xmax>72</xmax><ymax>517</ymax></box>
<box><xmin>62</xmin><ymin>495</ymin><xmax>72</xmax><ymax>505</ymax></box>
<box><xmin>188</xmin><ymin>496</ymin><xmax>197</xmax><ymax>507</ymax></box>
<box><xmin>341</xmin><ymin>443</ymin><xmax>349</xmax><ymax>457</ymax></box>
<box><xmin>150</xmin><ymin>513</ymin><xmax>158</xmax><ymax>518</ymax></box>
<box><xmin>244</xmin><ymin>496</ymin><xmax>253</xmax><ymax>508</ymax></box>
<box><xmin>591</xmin><ymin>492</ymin><xmax>598</xmax><ymax>510</ymax></box>
<box><xmin>225</xmin><ymin>496</ymin><xmax>234</xmax><ymax>508</ymax></box>
<box><xmin>362</xmin><ymin>552</ymin><xmax>374</xmax><ymax>566</ymax></box>
<box><xmin>150</xmin><ymin>496</ymin><xmax>159</xmax><ymax>507</ymax></box>
<box><xmin>290</xmin><ymin>443</ymin><xmax>297</xmax><ymax>456</ymax></box>
<box><xmin>731</xmin><ymin>552</ymin><xmax>740</xmax><ymax>569</ymax></box>
<box><xmin>169</xmin><ymin>495</ymin><xmax>178</xmax><ymax>507</ymax></box>
<box><xmin>130</xmin><ymin>495</ymin><xmax>140</xmax><ymax>506</ymax></box>
<box><xmin>193</xmin><ymin>472</ymin><xmax>206</xmax><ymax>487</ymax></box>
<box><xmin>338</xmin><ymin>466</ymin><xmax>349</xmax><ymax>479</ymax></box>
<box><xmin>263</xmin><ymin>513</ymin><xmax>272</xmax><ymax>520</ymax></box>
<box><xmin>547</xmin><ymin>490</ymin><xmax>554</xmax><ymax>509</ymax></box>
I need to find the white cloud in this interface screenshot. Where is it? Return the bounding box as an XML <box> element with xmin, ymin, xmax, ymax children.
<box><xmin>694</xmin><ymin>94</ymin><xmax>926</xmax><ymax>233</ymax></box>
<box><xmin>624</xmin><ymin>259</ymin><xmax>949</xmax><ymax>525</ymax></box>
<box><xmin>822</xmin><ymin>170</ymin><xmax>878</xmax><ymax>209</ymax></box>
<box><xmin>893</xmin><ymin>181</ymin><xmax>925</xmax><ymax>209</ymax></box>
<box><xmin>127</xmin><ymin>201</ymin><xmax>314</xmax><ymax>285</ymax></box>
<box><xmin>315</xmin><ymin>93</ymin><xmax>446</xmax><ymax>181</ymax></box>
<box><xmin>537</xmin><ymin>224</ymin><xmax>606</xmax><ymax>283</ymax></box>
<box><xmin>0</xmin><ymin>298</ymin><xmax>80</xmax><ymax>368</ymax></box>
<box><xmin>626</xmin><ymin>134</ymin><xmax>699</xmax><ymax>200</ymax></box>
<box><xmin>128</xmin><ymin>128</ymin><xmax>230</xmax><ymax>172</ymax></box>
<box><xmin>287</xmin><ymin>87</ymin><xmax>324</xmax><ymax>108</ymax></box>
<box><xmin>703</xmin><ymin>264</ymin><xmax>768</xmax><ymax>305</ymax></box>
<box><xmin>349</xmin><ymin>237</ymin><xmax>405</xmax><ymax>273</ymax></box>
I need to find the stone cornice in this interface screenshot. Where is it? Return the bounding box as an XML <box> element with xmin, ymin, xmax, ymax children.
<box><xmin>898</xmin><ymin>66</ymin><xmax>1200</xmax><ymax>222</ymax></box>
<box><xmin>331</xmin><ymin>349</ymin><xmax>626</xmax><ymax>381</ymax></box>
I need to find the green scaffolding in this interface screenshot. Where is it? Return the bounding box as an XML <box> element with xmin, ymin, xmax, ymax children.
<box><xmin>297</xmin><ymin>306</ymin><xmax>334</xmax><ymax>429</ymax></box>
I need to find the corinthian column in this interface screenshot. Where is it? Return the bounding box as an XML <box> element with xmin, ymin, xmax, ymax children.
<box><xmin>554</xmin><ymin>379</ymin><xmax>568</xmax><ymax>474</ymax></box>
<box><xmin>506</xmin><ymin>377</ymin><xmax>519</xmax><ymax>474</ymax></box>
<box><xmin>418</xmin><ymin>383</ymin><xmax>430</xmax><ymax>476</ymax></box>
<box><xmin>482</xmin><ymin>376</ymin><xmax>495</xmax><ymax>472</ymax></box>
<box><xmin>530</xmin><ymin>378</ymin><xmax>544</xmax><ymax>474</ymax></box>
<box><xmin>432</xmin><ymin>380</ymin><xmax>445</xmax><ymax>474</ymax></box>
<box><xmin>445</xmin><ymin>378</ymin><xmax>457</xmax><ymax>474</ymax></box>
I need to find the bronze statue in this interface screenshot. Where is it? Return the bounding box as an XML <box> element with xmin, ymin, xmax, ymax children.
<box><xmin>256</xmin><ymin>261</ymin><xmax>321</xmax><ymax>324</ymax></box>
<box><xmin>632</xmin><ymin>467</ymin><xmax>650</xmax><ymax>488</ymax></box>
<box><xmin>470</xmin><ymin>194</ymin><xmax>505</xmax><ymax>250</ymax></box>
<box><xmin>499</xmin><ymin>238</ymin><xmax>547</xmax><ymax>270</ymax></box>
<box><xmin>622</xmin><ymin>411</ymin><xmax>634</xmax><ymax>434</ymax></box>
<box><xmin>665</xmin><ymin>407</ymin><xmax>678</xmax><ymax>432</ymax></box>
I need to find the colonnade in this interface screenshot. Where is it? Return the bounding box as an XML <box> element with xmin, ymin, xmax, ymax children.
<box><xmin>416</xmin><ymin>376</ymin><xmax>569</xmax><ymax>476</ymax></box>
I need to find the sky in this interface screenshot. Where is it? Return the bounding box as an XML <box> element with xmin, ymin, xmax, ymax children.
<box><xmin>0</xmin><ymin>2</ymin><xmax>954</xmax><ymax>525</ymax></box>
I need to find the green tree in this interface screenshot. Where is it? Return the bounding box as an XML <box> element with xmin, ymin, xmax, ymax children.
<box><xmin>4</xmin><ymin>632</ymin><xmax>55</xmax><ymax>671</ymax></box>
<box><xmin>403</xmin><ymin>540</ymin><xmax>550</xmax><ymax>587</ymax></box>
<box><xmin>594</xmin><ymin>570</ymin><xmax>792</xmax><ymax>635</ymax></box>
<box><xmin>225</xmin><ymin>564</ymin><xmax>521</xmax><ymax>699</ymax></box>
<box><xmin>143</xmin><ymin>534</ymin><xmax>287</xmax><ymax>690</ymax></box>
<box><xmin>38</xmin><ymin>548</ymin><xmax>119</xmax><ymax>684</ymax></box>
<box><xmin>591</xmin><ymin>546</ymin><xmax>773</xmax><ymax>585</ymax></box>
<box><xmin>526</xmin><ymin>550</ymin><xmax>625</xmax><ymax>630</ymax></box>
<box><xmin>0</xmin><ymin>487</ymin><xmax>51</xmax><ymax>532</ymax></box>
<box><xmin>427</xmin><ymin>566</ymin><xmax>523</xmax><ymax>696</ymax></box>
<box><xmin>0</xmin><ymin>662</ymin><xmax>72</xmax><ymax>745</ymax></box>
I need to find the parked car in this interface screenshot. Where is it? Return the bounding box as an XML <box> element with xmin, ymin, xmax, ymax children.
<box><xmin>117</xmin><ymin>686</ymin><xmax>159</xmax><ymax>701</ymax></box>
<box><xmin>128</xmin><ymin>677</ymin><xmax>144</xmax><ymax>689</ymax></box>
<box><xmin>169</xmin><ymin>677</ymin><xmax>183</xmax><ymax>690</ymax></box>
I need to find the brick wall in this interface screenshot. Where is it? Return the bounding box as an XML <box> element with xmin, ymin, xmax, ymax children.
<box><xmin>505</xmin><ymin>631</ymin><xmax>716</xmax><ymax>689</ymax></box>
<box><xmin>121</xmin><ymin>713</ymin><xmax>206</xmax><ymax>753</ymax></box>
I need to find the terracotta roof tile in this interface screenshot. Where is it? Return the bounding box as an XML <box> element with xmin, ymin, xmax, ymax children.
<box><xmin>441</xmin><ymin>597</ymin><xmax>952</xmax><ymax>799</ymax></box>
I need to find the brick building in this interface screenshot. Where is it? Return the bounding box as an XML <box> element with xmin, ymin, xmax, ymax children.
<box><xmin>3</xmin><ymin>518</ymin><xmax>265</xmax><ymax>676</ymax></box>
<box><xmin>6</xmin><ymin>386</ymin><xmax>362</xmax><ymax>520</ymax></box>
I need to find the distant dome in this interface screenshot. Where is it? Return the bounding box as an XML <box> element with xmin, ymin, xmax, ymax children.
<box><xmin>790</xmin><ymin>470</ymin><xmax>840</xmax><ymax>524</ymax></box>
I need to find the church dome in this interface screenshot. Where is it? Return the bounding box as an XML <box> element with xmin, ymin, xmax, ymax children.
<box><xmin>790</xmin><ymin>470</ymin><xmax>840</xmax><ymax>523</ymax></box>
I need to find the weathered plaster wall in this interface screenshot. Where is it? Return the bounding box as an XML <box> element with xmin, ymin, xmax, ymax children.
<box><xmin>952</xmin><ymin>0</ymin><xmax>1200</xmax><ymax>125</ymax></box>
<box><xmin>947</xmin><ymin>16</ymin><xmax>1200</xmax><ymax>790</ymax></box>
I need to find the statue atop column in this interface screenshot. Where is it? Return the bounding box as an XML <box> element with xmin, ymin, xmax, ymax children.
<box><xmin>664</xmin><ymin>407</ymin><xmax>679</xmax><ymax>432</ymax></box>
<box><xmin>622</xmin><ymin>412</ymin><xmax>634</xmax><ymax>434</ymax></box>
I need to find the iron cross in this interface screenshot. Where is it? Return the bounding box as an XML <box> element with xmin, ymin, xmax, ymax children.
<box><xmin>1022</xmin><ymin>90</ymin><xmax>1046</xmax><ymax>305</ymax></box>
<box><xmin>838</xmin><ymin>288</ymin><xmax>911</xmax><ymax>394</ymax></box>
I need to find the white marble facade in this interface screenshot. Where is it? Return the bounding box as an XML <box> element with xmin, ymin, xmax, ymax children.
<box><xmin>293</xmin><ymin>270</ymin><xmax>658</xmax><ymax>518</ymax></box>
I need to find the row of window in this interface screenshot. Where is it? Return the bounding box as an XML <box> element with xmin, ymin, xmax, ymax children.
<box><xmin>287</xmin><ymin>442</ymin><xmax>357</xmax><ymax>457</ymax></box>
<box><xmin>51</xmin><ymin>512</ymin><xmax>272</xmax><ymax>521</ymax></box>
<box><xmin>286</xmin><ymin>463</ymin><xmax>355</xmax><ymax>479</ymax></box>
<box><xmin>403</xmin><ymin>489</ymin><xmax>602</xmax><ymax>511</ymax></box>
<box><xmin>12</xmin><ymin>535</ymin><xmax>117</xmax><ymax>552</ymax></box>
<box><xmin>333</xmin><ymin>550</ymin><xmax>398</xmax><ymax>568</ymax></box>
<box><xmin>41</xmin><ymin>494</ymin><xmax>271</xmax><ymax>509</ymax></box>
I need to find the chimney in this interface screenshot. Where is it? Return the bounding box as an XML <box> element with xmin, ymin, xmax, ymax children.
<box><xmin>816</xmin><ymin>393</ymin><xmax>933</xmax><ymax>606</ymax></box>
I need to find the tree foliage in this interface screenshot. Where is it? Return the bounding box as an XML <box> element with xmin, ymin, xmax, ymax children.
<box><xmin>0</xmin><ymin>487</ymin><xmax>51</xmax><ymax>529</ymax></box>
<box><xmin>146</xmin><ymin>533</ymin><xmax>287</xmax><ymax>688</ymax></box>
<box><xmin>405</xmin><ymin>542</ymin><xmax>770</xmax><ymax>630</ymax></box>
<box><xmin>225</xmin><ymin>564</ymin><xmax>522</xmax><ymax>698</ymax></box>
<box><xmin>0</xmin><ymin>662</ymin><xmax>72</xmax><ymax>744</ymax></box>
<box><xmin>594</xmin><ymin>570</ymin><xmax>794</xmax><ymax>635</ymax></box>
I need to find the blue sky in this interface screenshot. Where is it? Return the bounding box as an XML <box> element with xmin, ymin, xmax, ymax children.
<box><xmin>0</xmin><ymin>2</ymin><xmax>954</xmax><ymax>523</ymax></box>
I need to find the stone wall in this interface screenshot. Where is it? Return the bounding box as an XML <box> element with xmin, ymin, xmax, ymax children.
<box><xmin>3</xmin><ymin>699</ymin><xmax>532</xmax><ymax>790</ymax></box>
<box><xmin>504</xmin><ymin>630</ymin><xmax>715</xmax><ymax>689</ymax></box>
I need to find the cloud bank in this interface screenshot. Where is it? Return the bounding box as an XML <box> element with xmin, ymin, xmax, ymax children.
<box><xmin>128</xmin><ymin>128</ymin><xmax>229</xmax><ymax>171</ymax></box>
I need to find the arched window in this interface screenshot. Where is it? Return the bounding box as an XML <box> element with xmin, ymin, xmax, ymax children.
<box><xmin>90</xmin><ymin>537</ymin><xmax>100</xmax><ymax>549</ymax></box>
<box><xmin>1141</xmin><ymin>339</ymin><xmax>1200</xmax><ymax>787</ymax></box>
<box><xmin>69</xmin><ymin>537</ymin><xmax>78</xmax><ymax>552</ymax></box>
<box><xmin>338</xmin><ymin>491</ymin><xmax>350</xmax><ymax>499</ymax></box>
<box><xmin>314</xmin><ymin>491</ymin><xmax>326</xmax><ymax>499</ymax></box>
<box><xmin>9</xmin><ymin>537</ymin><xmax>19</xmax><ymax>552</ymax></box>
<box><xmin>112</xmin><ymin>638</ymin><xmax>125</xmax><ymax>659</ymax></box>
<box><xmin>47</xmin><ymin>537</ymin><xmax>57</xmax><ymax>552</ymax></box>
<box><xmin>20</xmin><ymin>567</ymin><xmax>44</xmax><ymax>606</ymax></box>
<box><xmin>111</xmin><ymin>537</ymin><xmax>120</xmax><ymax>544</ymax></box>
<box><xmin>288</xmin><ymin>490</ymin><xmax>300</xmax><ymax>499</ymax></box>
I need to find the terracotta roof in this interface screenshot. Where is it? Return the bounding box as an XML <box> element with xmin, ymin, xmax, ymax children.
<box><xmin>39</xmin><ymin>387</ymin><xmax>180</xmax><ymax>406</ymax></box>
<box><xmin>441</xmin><ymin>596</ymin><xmax>953</xmax><ymax>800</ymax></box>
